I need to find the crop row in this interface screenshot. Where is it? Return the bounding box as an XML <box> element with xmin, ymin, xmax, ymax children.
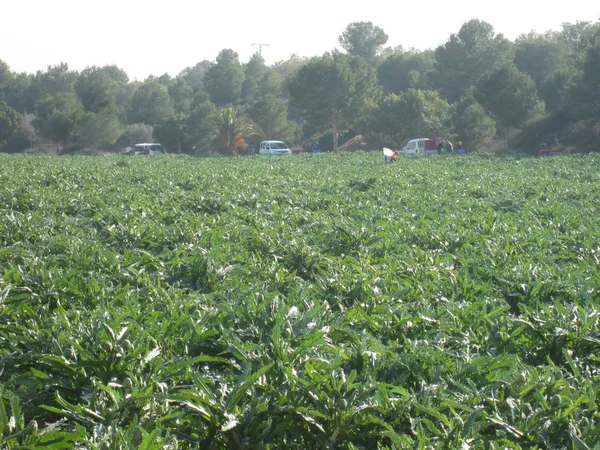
<box><xmin>0</xmin><ymin>153</ymin><xmax>599</xmax><ymax>448</ymax></box>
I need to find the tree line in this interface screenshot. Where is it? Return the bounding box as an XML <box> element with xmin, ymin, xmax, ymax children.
<box><xmin>0</xmin><ymin>18</ymin><xmax>599</xmax><ymax>155</ymax></box>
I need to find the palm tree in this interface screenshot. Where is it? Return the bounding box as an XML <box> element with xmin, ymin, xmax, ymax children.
<box><xmin>202</xmin><ymin>107</ymin><xmax>263</xmax><ymax>156</ymax></box>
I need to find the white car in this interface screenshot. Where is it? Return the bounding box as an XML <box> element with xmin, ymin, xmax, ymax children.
<box><xmin>124</xmin><ymin>143</ymin><xmax>167</xmax><ymax>155</ymax></box>
<box><xmin>259</xmin><ymin>140</ymin><xmax>291</xmax><ymax>155</ymax></box>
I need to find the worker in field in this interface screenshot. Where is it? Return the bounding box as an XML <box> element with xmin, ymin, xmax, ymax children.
<box><xmin>438</xmin><ymin>140</ymin><xmax>450</xmax><ymax>154</ymax></box>
<box><xmin>383</xmin><ymin>148</ymin><xmax>398</xmax><ymax>163</ymax></box>
<box><xmin>456</xmin><ymin>141</ymin><xmax>467</xmax><ymax>154</ymax></box>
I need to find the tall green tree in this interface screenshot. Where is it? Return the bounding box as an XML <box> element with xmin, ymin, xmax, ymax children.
<box><xmin>572</xmin><ymin>36</ymin><xmax>600</xmax><ymax>118</ymax></box>
<box><xmin>476</xmin><ymin>63</ymin><xmax>542</xmax><ymax>135</ymax></box>
<box><xmin>33</xmin><ymin>92</ymin><xmax>84</xmax><ymax>149</ymax></box>
<box><xmin>34</xmin><ymin>63</ymin><xmax>78</xmax><ymax>96</ymax></box>
<box><xmin>127</xmin><ymin>81</ymin><xmax>174</xmax><ymax>125</ymax></box>
<box><xmin>0</xmin><ymin>100</ymin><xmax>21</xmax><ymax>149</ymax></box>
<box><xmin>203</xmin><ymin>49</ymin><xmax>244</xmax><ymax>106</ymax></box>
<box><xmin>539</xmin><ymin>68</ymin><xmax>578</xmax><ymax>113</ymax></box>
<box><xmin>153</xmin><ymin>113</ymin><xmax>190</xmax><ymax>154</ymax></box>
<box><xmin>366</xmin><ymin>89</ymin><xmax>453</xmax><ymax>148</ymax></box>
<box><xmin>168</xmin><ymin>78</ymin><xmax>194</xmax><ymax>114</ymax></box>
<box><xmin>378</xmin><ymin>50</ymin><xmax>435</xmax><ymax>94</ymax></box>
<box><xmin>101</xmin><ymin>65</ymin><xmax>129</xmax><ymax>84</ymax></box>
<box><xmin>338</xmin><ymin>22</ymin><xmax>389</xmax><ymax>63</ymax></box>
<box><xmin>453</xmin><ymin>89</ymin><xmax>497</xmax><ymax>151</ymax></box>
<box><xmin>24</xmin><ymin>63</ymin><xmax>78</xmax><ymax>112</ymax></box>
<box><xmin>514</xmin><ymin>32</ymin><xmax>566</xmax><ymax>87</ymax></box>
<box><xmin>0</xmin><ymin>59</ymin><xmax>12</xmax><ymax>94</ymax></box>
<box><xmin>3</xmin><ymin>73</ymin><xmax>34</xmax><ymax>114</ymax></box>
<box><xmin>116</xmin><ymin>81</ymin><xmax>140</xmax><ymax>117</ymax></box>
<box><xmin>78</xmin><ymin>112</ymin><xmax>123</xmax><ymax>147</ymax></box>
<box><xmin>187</xmin><ymin>100</ymin><xmax>217</xmax><ymax>152</ymax></box>
<box><xmin>583</xmin><ymin>37</ymin><xmax>600</xmax><ymax>88</ymax></box>
<box><xmin>4</xmin><ymin>113</ymin><xmax>36</xmax><ymax>153</ymax></box>
<box><xmin>288</xmin><ymin>52</ymin><xmax>381</xmax><ymax>151</ymax></box>
<box><xmin>559</xmin><ymin>20</ymin><xmax>600</xmax><ymax>64</ymax></box>
<box><xmin>272</xmin><ymin>54</ymin><xmax>310</xmax><ymax>81</ymax></box>
<box><xmin>248</xmin><ymin>94</ymin><xmax>298</xmax><ymax>144</ymax></box>
<box><xmin>74</xmin><ymin>66</ymin><xmax>120</xmax><ymax>113</ymax></box>
<box><xmin>242</xmin><ymin>53</ymin><xmax>273</xmax><ymax>102</ymax></box>
<box><xmin>153</xmin><ymin>96</ymin><xmax>218</xmax><ymax>154</ymax></box>
<box><xmin>178</xmin><ymin>60</ymin><xmax>211</xmax><ymax>91</ymax></box>
<box><xmin>431</xmin><ymin>19</ymin><xmax>514</xmax><ymax>102</ymax></box>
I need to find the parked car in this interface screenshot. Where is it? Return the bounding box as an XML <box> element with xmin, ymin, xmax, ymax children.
<box><xmin>123</xmin><ymin>143</ymin><xmax>167</xmax><ymax>156</ymax></box>
<box><xmin>401</xmin><ymin>138</ymin><xmax>438</xmax><ymax>156</ymax></box>
<box><xmin>259</xmin><ymin>140</ymin><xmax>291</xmax><ymax>155</ymax></box>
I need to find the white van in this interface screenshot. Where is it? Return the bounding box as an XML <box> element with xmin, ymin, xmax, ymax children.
<box><xmin>401</xmin><ymin>138</ymin><xmax>438</xmax><ymax>156</ymax></box>
<box><xmin>259</xmin><ymin>140</ymin><xmax>291</xmax><ymax>155</ymax></box>
<box><xmin>124</xmin><ymin>143</ymin><xmax>167</xmax><ymax>155</ymax></box>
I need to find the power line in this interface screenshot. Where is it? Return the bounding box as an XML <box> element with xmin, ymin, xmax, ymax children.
<box><xmin>251</xmin><ymin>43</ymin><xmax>271</xmax><ymax>56</ymax></box>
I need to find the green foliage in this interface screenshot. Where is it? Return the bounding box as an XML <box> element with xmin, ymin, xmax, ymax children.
<box><xmin>578</xmin><ymin>38</ymin><xmax>600</xmax><ymax>119</ymax></box>
<box><xmin>32</xmin><ymin>92</ymin><xmax>84</xmax><ymax>146</ymax></box>
<box><xmin>241</xmin><ymin>54</ymin><xmax>283</xmax><ymax>103</ymax></box>
<box><xmin>539</xmin><ymin>68</ymin><xmax>578</xmax><ymax>113</ymax></box>
<box><xmin>583</xmin><ymin>38</ymin><xmax>600</xmax><ymax>88</ymax></box>
<box><xmin>1</xmin><ymin>153</ymin><xmax>600</xmax><ymax>447</ymax></box>
<box><xmin>272</xmin><ymin>54</ymin><xmax>310</xmax><ymax>81</ymax></box>
<box><xmin>378</xmin><ymin>50</ymin><xmax>435</xmax><ymax>95</ymax></box>
<box><xmin>78</xmin><ymin>111</ymin><xmax>123</xmax><ymax>147</ymax></box>
<box><xmin>0</xmin><ymin>101</ymin><xmax>21</xmax><ymax>148</ymax></box>
<box><xmin>167</xmin><ymin>78</ymin><xmax>194</xmax><ymax>115</ymax></box>
<box><xmin>74</xmin><ymin>66</ymin><xmax>122</xmax><ymax>114</ymax></box>
<box><xmin>203</xmin><ymin>49</ymin><xmax>245</xmax><ymax>107</ymax></box>
<box><xmin>477</xmin><ymin>64</ymin><xmax>542</xmax><ymax>130</ymax></box>
<box><xmin>117</xmin><ymin>123</ymin><xmax>154</xmax><ymax>147</ymax></box>
<box><xmin>2</xmin><ymin>18</ymin><xmax>600</xmax><ymax>155</ymax></box>
<box><xmin>288</xmin><ymin>51</ymin><xmax>381</xmax><ymax>151</ymax></box>
<box><xmin>153</xmin><ymin>113</ymin><xmax>197</xmax><ymax>154</ymax></box>
<box><xmin>202</xmin><ymin>107</ymin><xmax>262</xmax><ymax>155</ymax></box>
<box><xmin>2</xmin><ymin>73</ymin><xmax>34</xmax><ymax>114</ymax></box>
<box><xmin>127</xmin><ymin>81</ymin><xmax>174</xmax><ymax>126</ymax></box>
<box><xmin>32</xmin><ymin>63</ymin><xmax>79</xmax><ymax>97</ymax></box>
<box><xmin>3</xmin><ymin>113</ymin><xmax>36</xmax><ymax>153</ymax></box>
<box><xmin>453</xmin><ymin>88</ymin><xmax>497</xmax><ymax>151</ymax></box>
<box><xmin>559</xmin><ymin>20</ymin><xmax>600</xmax><ymax>65</ymax></box>
<box><xmin>431</xmin><ymin>19</ymin><xmax>514</xmax><ymax>102</ymax></box>
<box><xmin>186</xmin><ymin>100</ymin><xmax>218</xmax><ymax>151</ymax></box>
<box><xmin>0</xmin><ymin>59</ymin><xmax>12</xmax><ymax>92</ymax></box>
<box><xmin>338</xmin><ymin>21</ymin><xmax>389</xmax><ymax>63</ymax></box>
<box><xmin>367</xmin><ymin>89</ymin><xmax>453</xmax><ymax>148</ymax></box>
<box><xmin>178</xmin><ymin>60</ymin><xmax>211</xmax><ymax>91</ymax></box>
<box><xmin>248</xmin><ymin>94</ymin><xmax>299</xmax><ymax>144</ymax></box>
<box><xmin>514</xmin><ymin>32</ymin><xmax>567</xmax><ymax>87</ymax></box>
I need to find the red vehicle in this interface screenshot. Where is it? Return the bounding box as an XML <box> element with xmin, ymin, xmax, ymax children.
<box><xmin>537</xmin><ymin>143</ymin><xmax>561</xmax><ymax>157</ymax></box>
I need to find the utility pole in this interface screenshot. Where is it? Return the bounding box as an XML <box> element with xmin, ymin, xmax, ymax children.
<box><xmin>251</xmin><ymin>43</ymin><xmax>271</xmax><ymax>57</ymax></box>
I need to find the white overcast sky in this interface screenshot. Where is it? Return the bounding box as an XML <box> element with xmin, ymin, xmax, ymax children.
<box><xmin>1</xmin><ymin>0</ymin><xmax>598</xmax><ymax>81</ymax></box>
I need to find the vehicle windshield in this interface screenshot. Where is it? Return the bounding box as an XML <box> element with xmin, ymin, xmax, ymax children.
<box><xmin>269</xmin><ymin>142</ymin><xmax>288</xmax><ymax>149</ymax></box>
<box><xmin>147</xmin><ymin>144</ymin><xmax>164</xmax><ymax>151</ymax></box>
